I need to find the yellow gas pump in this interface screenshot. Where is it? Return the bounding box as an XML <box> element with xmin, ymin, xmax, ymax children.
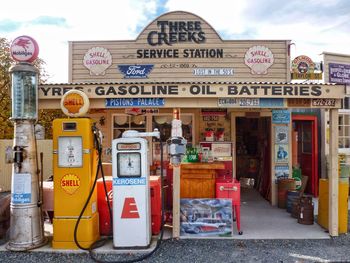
<box><xmin>52</xmin><ymin>90</ymin><xmax>100</xmax><ymax>249</ymax></box>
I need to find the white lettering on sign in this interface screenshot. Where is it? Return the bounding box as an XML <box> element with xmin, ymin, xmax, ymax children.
<box><xmin>113</xmin><ymin>178</ymin><xmax>146</xmax><ymax>186</ymax></box>
<box><xmin>312</xmin><ymin>99</ymin><xmax>336</xmax><ymax>107</ymax></box>
<box><xmin>193</xmin><ymin>68</ymin><xmax>234</xmax><ymax>76</ymax></box>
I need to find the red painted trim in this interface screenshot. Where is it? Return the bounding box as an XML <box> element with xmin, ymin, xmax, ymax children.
<box><xmin>292</xmin><ymin>115</ymin><xmax>319</xmax><ymax>197</ymax></box>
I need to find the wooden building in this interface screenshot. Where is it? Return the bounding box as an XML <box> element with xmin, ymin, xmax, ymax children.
<box><xmin>38</xmin><ymin>11</ymin><xmax>345</xmax><ymax>237</ymax></box>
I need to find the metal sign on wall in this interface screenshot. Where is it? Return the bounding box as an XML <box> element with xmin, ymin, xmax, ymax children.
<box><xmin>39</xmin><ymin>83</ymin><xmax>344</xmax><ymax>99</ymax></box>
<box><xmin>291</xmin><ymin>55</ymin><xmax>322</xmax><ymax>80</ymax></box>
<box><xmin>329</xmin><ymin>63</ymin><xmax>350</xmax><ymax>85</ymax></box>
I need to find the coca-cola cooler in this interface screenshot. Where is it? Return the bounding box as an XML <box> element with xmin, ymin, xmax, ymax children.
<box><xmin>97</xmin><ymin>176</ymin><xmax>162</xmax><ymax>236</ymax></box>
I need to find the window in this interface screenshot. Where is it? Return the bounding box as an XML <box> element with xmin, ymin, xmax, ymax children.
<box><xmin>112</xmin><ymin>114</ymin><xmax>146</xmax><ymax>139</ymax></box>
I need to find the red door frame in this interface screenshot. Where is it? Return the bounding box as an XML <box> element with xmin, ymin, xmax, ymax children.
<box><xmin>292</xmin><ymin>115</ymin><xmax>319</xmax><ymax>196</ymax></box>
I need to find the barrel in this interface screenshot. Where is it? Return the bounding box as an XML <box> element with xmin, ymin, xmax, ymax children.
<box><xmin>291</xmin><ymin>200</ymin><xmax>300</xmax><ymax>218</ymax></box>
<box><xmin>286</xmin><ymin>190</ymin><xmax>299</xmax><ymax>213</ymax></box>
<box><xmin>297</xmin><ymin>196</ymin><xmax>314</xmax><ymax>225</ymax></box>
<box><xmin>278</xmin><ymin>179</ymin><xmax>296</xmax><ymax>209</ymax></box>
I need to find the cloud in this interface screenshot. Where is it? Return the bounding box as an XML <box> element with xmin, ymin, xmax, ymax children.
<box><xmin>30</xmin><ymin>16</ymin><xmax>68</xmax><ymax>27</ymax></box>
<box><xmin>0</xmin><ymin>19</ymin><xmax>22</xmax><ymax>33</ymax></box>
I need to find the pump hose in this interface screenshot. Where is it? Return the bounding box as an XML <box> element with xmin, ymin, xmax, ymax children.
<box><xmin>74</xmin><ymin>130</ymin><xmax>166</xmax><ymax>263</ymax></box>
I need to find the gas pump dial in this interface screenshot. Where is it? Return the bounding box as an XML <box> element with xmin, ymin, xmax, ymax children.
<box><xmin>117</xmin><ymin>152</ymin><xmax>141</xmax><ymax>177</ymax></box>
<box><xmin>58</xmin><ymin>136</ymin><xmax>83</xmax><ymax>167</ymax></box>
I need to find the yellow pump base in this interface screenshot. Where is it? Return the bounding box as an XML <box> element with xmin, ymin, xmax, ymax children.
<box><xmin>52</xmin><ymin>213</ymin><xmax>99</xmax><ymax>249</ymax></box>
<box><xmin>318</xmin><ymin>178</ymin><xmax>349</xmax><ymax>234</ymax></box>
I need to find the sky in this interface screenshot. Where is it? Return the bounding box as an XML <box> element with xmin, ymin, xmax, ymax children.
<box><xmin>1</xmin><ymin>0</ymin><xmax>349</xmax><ymax>83</ymax></box>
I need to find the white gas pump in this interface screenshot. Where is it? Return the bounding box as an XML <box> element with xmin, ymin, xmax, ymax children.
<box><xmin>112</xmin><ymin>129</ymin><xmax>159</xmax><ymax>248</ymax></box>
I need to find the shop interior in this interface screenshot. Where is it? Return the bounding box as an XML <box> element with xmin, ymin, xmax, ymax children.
<box><xmin>106</xmin><ymin>109</ymin><xmax>327</xmax><ymax>238</ymax></box>
<box><xmin>235</xmin><ymin>117</ymin><xmax>271</xmax><ymax>201</ymax></box>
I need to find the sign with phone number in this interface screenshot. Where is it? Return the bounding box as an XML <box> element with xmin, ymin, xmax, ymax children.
<box><xmin>312</xmin><ymin>99</ymin><xmax>336</xmax><ymax>107</ymax></box>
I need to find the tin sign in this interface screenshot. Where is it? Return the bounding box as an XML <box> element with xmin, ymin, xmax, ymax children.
<box><xmin>118</xmin><ymin>64</ymin><xmax>154</xmax><ymax>79</ymax></box>
<box><xmin>193</xmin><ymin>68</ymin><xmax>234</xmax><ymax>76</ymax></box>
<box><xmin>312</xmin><ymin>99</ymin><xmax>336</xmax><ymax>107</ymax></box>
<box><xmin>83</xmin><ymin>47</ymin><xmax>112</xmax><ymax>75</ymax></box>
<box><xmin>218</xmin><ymin>98</ymin><xmax>283</xmax><ymax>108</ymax></box>
<box><xmin>272</xmin><ymin>110</ymin><xmax>290</xmax><ymax>124</ymax></box>
<box><xmin>329</xmin><ymin>63</ymin><xmax>350</xmax><ymax>85</ymax></box>
<box><xmin>10</xmin><ymin>35</ymin><xmax>39</xmax><ymax>63</ymax></box>
<box><xmin>106</xmin><ymin>98</ymin><xmax>165</xmax><ymax>107</ymax></box>
<box><xmin>244</xmin><ymin>45</ymin><xmax>274</xmax><ymax>75</ymax></box>
<box><xmin>12</xmin><ymin>173</ymin><xmax>32</xmax><ymax>203</ymax></box>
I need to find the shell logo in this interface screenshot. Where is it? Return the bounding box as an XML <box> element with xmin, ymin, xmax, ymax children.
<box><xmin>244</xmin><ymin>45</ymin><xmax>274</xmax><ymax>75</ymax></box>
<box><xmin>60</xmin><ymin>173</ymin><xmax>81</xmax><ymax>195</ymax></box>
<box><xmin>61</xmin><ymin>89</ymin><xmax>90</xmax><ymax>117</ymax></box>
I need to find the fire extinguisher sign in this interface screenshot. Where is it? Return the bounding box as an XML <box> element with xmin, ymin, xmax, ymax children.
<box><xmin>12</xmin><ymin>173</ymin><xmax>32</xmax><ymax>203</ymax></box>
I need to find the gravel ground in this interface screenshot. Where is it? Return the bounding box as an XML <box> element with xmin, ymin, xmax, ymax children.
<box><xmin>0</xmin><ymin>232</ymin><xmax>349</xmax><ymax>262</ymax></box>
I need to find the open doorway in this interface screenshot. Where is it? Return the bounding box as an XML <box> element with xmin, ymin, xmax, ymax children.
<box><xmin>235</xmin><ymin>117</ymin><xmax>271</xmax><ymax>201</ymax></box>
<box><xmin>292</xmin><ymin>115</ymin><xmax>319</xmax><ymax>197</ymax></box>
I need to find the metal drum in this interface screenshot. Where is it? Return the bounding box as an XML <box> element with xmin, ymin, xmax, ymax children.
<box><xmin>286</xmin><ymin>190</ymin><xmax>299</xmax><ymax>213</ymax></box>
<box><xmin>278</xmin><ymin>179</ymin><xmax>296</xmax><ymax>209</ymax></box>
<box><xmin>291</xmin><ymin>200</ymin><xmax>300</xmax><ymax>219</ymax></box>
<box><xmin>297</xmin><ymin>196</ymin><xmax>314</xmax><ymax>225</ymax></box>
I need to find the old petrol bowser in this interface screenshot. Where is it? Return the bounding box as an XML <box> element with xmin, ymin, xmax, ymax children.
<box><xmin>52</xmin><ymin>90</ymin><xmax>99</xmax><ymax>249</ymax></box>
<box><xmin>112</xmin><ymin>130</ymin><xmax>159</xmax><ymax>248</ymax></box>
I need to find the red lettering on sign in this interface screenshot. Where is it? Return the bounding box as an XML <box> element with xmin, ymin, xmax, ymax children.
<box><xmin>121</xmin><ymin>197</ymin><xmax>140</xmax><ymax>219</ymax></box>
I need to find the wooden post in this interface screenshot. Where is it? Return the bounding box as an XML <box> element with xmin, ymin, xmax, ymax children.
<box><xmin>172</xmin><ymin>107</ymin><xmax>181</xmax><ymax>238</ymax></box>
<box><xmin>172</xmin><ymin>165</ymin><xmax>181</xmax><ymax>238</ymax></box>
<box><xmin>329</xmin><ymin>109</ymin><xmax>339</xmax><ymax>236</ymax></box>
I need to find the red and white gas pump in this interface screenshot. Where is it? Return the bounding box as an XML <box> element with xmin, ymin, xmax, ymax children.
<box><xmin>112</xmin><ymin>130</ymin><xmax>159</xmax><ymax>248</ymax></box>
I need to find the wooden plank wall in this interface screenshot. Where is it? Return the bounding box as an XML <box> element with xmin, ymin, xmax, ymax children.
<box><xmin>0</xmin><ymin>140</ymin><xmax>53</xmax><ymax>192</ymax></box>
<box><xmin>70</xmin><ymin>12</ymin><xmax>289</xmax><ymax>83</ymax></box>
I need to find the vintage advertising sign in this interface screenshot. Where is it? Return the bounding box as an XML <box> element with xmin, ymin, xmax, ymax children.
<box><xmin>60</xmin><ymin>173</ymin><xmax>81</xmax><ymax>195</ymax></box>
<box><xmin>118</xmin><ymin>65</ymin><xmax>154</xmax><ymax>79</ymax></box>
<box><xmin>218</xmin><ymin>98</ymin><xmax>284</xmax><ymax>108</ymax></box>
<box><xmin>211</xmin><ymin>143</ymin><xmax>232</xmax><ymax>157</ymax></box>
<box><xmin>244</xmin><ymin>45</ymin><xmax>274</xmax><ymax>74</ymax></box>
<box><xmin>291</xmin><ymin>55</ymin><xmax>322</xmax><ymax>80</ymax></box>
<box><xmin>329</xmin><ymin>63</ymin><xmax>350</xmax><ymax>85</ymax></box>
<box><xmin>180</xmin><ymin>198</ymin><xmax>233</xmax><ymax>237</ymax></box>
<box><xmin>125</xmin><ymin>108</ymin><xmax>159</xmax><ymax>115</ymax></box>
<box><xmin>193</xmin><ymin>68</ymin><xmax>234</xmax><ymax>76</ymax></box>
<box><xmin>312</xmin><ymin>99</ymin><xmax>336</xmax><ymax>107</ymax></box>
<box><xmin>60</xmin><ymin>89</ymin><xmax>90</xmax><ymax>117</ymax></box>
<box><xmin>12</xmin><ymin>173</ymin><xmax>32</xmax><ymax>204</ymax></box>
<box><xmin>70</xmin><ymin>11</ymin><xmax>290</xmax><ymax>83</ymax></box>
<box><xmin>275</xmin><ymin>144</ymin><xmax>289</xmax><ymax>163</ymax></box>
<box><xmin>39</xmin><ymin>83</ymin><xmax>345</xmax><ymax>99</ymax></box>
<box><xmin>83</xmin><ymin>47</ymin><xmax>112</xmax><ymax>75</ymax></box>
<box><xmin>105</xmin><ymin>98</ymin><xmax>165</xmax><ymax>107</ymax></box>
<box><xmin>275</xmin><ymin>126</ymin><xmax>289</xmax><ymax>144</ymax></box>
<box><xmin>275</xmin><ymin>165</ymin><xmax>289</xmax><ymax>182</ymax></box>
<box><xmin>272</xmin><ymin>110</ymin><xmax>290</xmax><ymax>124</ymax></box>
<box><xmin>10</xmin><ymin>35</ymin><xmax>39</xmax><ymax>63</ymax></box>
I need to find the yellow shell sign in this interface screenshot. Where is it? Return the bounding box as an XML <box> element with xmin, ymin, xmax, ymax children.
<box><xmin>60</xmin><ymin>89</ymin><xmax>90</xmax><ymax>117</ymax></box>
<box><xmin>60</xmin><ymin>173</ymin><xmax>81</xmax><ymax>195</ymax></box>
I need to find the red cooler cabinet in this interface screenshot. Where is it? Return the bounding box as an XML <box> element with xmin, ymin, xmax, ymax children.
<box><xmin>97</xmin><ymin>176</ymin><xmax>162</xmax><ymax>236</ymax></box>
<box><xmin>215</xmin><ymin>179</ymin><xmax>242</xmax><ymax>235</ymax></box>
<box><xmin>97</xmin><ymin>176</ymin><xmax>113</xmax><ymax>236</ymax></box>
